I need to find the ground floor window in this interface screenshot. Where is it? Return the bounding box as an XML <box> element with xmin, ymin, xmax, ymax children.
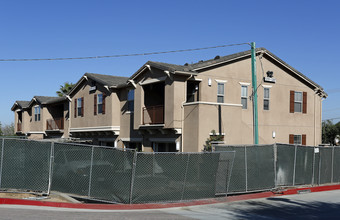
<box><xmin>153</xmin><ymin>142</ymin><xmax>177</xmax><ymax>152</ymax></box>
<box><xmin>289</xmin><ymin>134</ymin><xmax>306</xmax><ymax>145</ymax></box>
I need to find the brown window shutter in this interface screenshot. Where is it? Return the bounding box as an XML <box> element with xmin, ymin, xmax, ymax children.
<box><xmin>290</xmin><ymin>90</ymin><xmax>294</xmax><ymax>113</ymax></box>
<box><xmin>302</xmin><ymin>134</ymin><xmax>306</xmax><ymax>145</ymax></box>
<box><xmin>303</xmin><ymin>92</ymin><xmax>307</xmax><ymax>114</ymax></box>
<box><xmin>81</xmin><ymin>97</ymin><xmax>84</xmax><ymax>117</ymax></box>
<box><xmin>94</xmin><ymin>95</ymin><xmax>97</xmax><ymax>115</ymax></box>
<box><xmin>102</xmin><ymin>94</ymin><xmax>106</xmax><ymax>115</ymax></box>
<box><xmin>74</xmin><ymin>99</ymin><xmax>77</xmax><ymax>118</ymax></box>
<box><xmin>289</xmin><ymin>134</ymin><xmax>294</xmax><ymax>144</ymax></box>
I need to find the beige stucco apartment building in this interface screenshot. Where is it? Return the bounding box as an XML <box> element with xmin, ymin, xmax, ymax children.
<box><xmin>12</xmin><ymin>48</ymin><xmax>327</xmax><ymax>152</ymax></box>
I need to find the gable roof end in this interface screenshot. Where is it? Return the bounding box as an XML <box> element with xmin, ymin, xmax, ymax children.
<box><xmin>68</xmin><ymin>73</ymin><xmax>129</xmax><ymax>97</ymax></box>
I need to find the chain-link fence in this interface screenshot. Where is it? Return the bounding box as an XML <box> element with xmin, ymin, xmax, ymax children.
<box><xmin>215</xmin><ymin>145</ymin><xmax>275</xmax><ymax>193</ymax></box>
<box><xmin>215</xmin><ymin>143</ymin><xmax>340</xmax><ymax>194</ymax></box>
<box><xmin>0</xmin><ymin>138</ymin><xmax>235</xmax><ymax>204</ymax></box>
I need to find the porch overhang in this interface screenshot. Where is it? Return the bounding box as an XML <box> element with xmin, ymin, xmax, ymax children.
<box><xmin>69</xmin><ymin>126</ymin><xmax>120</xmax><ymax>137</ymax></box>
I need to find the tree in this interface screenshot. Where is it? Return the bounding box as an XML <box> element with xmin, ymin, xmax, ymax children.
<box><xmin>0</xmin><ymin>122</ymin><xmax>3</xmax><ymax>136</ymax></box>
<box><xmin>203</xmin><ymin>130</ymin><xmax>224</xmax><ymax>152</ymax></box>
<box><xmin>2</xmin><ymin>123</ymin><xmax>14</xmax><ymax>136</ymax></box>
<box><xmin>56</xmin><ymin>82</ymin><xmax>75</xmax><ymax>97</ymax></box>
<box><xmin>322</xmin><ymin>120</ymin><xmax>340</xmax><ymax>145</ymax></box>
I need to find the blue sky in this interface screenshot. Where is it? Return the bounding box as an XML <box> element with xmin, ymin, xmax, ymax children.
<box><xmin>1</xmin><ymin>0</ymin><xmax>339</xmax><ymax>125</ymax></box>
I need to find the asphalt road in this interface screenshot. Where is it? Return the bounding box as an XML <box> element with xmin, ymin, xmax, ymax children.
<box><xmin>1</xmin><ymin>190</ymin><xmax>340</xmax><ymax>219</ymax></box>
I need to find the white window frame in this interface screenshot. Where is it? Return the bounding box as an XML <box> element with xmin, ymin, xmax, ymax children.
<box><xmin>294</xmin><ymin>135</ymin><xmax>302</xmax><ymax>145</ymax></box>
<box><xmin>97</xmin><ymin>94</ymin><xmax>103</xmax><ymax>114</ymax></box>
<box><xmin>264</xmin><ymin>87</ymin><xmax>270</xmax><ymax>110</ymax></box>
<box><xmin>241</xmin><ymin>85</ymin><xmax>248</xmax><ymax>109</ymax></box>
<box><xmin>294</xmin><ymin>91</ymin><xmax>303</xmax><ymax>113</ymax></box>
<box><xmin>77</xmin><ymin>98</ymin><xmax>82</xmax><ymax>116</ymax></box>
<box><xmin>34</xmin><ymin>105</ymin><xmax>41</xmax><ymax>121</ymax></box>
<box><xmin>217</xmin><ymin>82</ymin><xmax>225</xmax><ymax>103</ymax></box>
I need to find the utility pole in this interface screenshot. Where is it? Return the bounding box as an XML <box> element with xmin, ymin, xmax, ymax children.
<box><xmin>251</xmin><ymin>42</ymin><xmax>259</xmax><ymax>144</ymax></box>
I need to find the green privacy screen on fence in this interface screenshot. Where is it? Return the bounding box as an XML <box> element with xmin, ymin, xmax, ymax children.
<box><xmin>0</xmin><ymin>138</ymin><xmax>235</xmax><ymax>204</ymax></box>
<box><xmin>0</xmin><ymin>139</ymin><xmax>51</xmax><ymax>192</ymax></box>
<box><xmin>215</xmin><ymin>145</ymin><xmax>275</xmax><ymax>193</ymax></box>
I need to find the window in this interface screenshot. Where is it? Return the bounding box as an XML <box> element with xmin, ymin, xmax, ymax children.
<box><xmin>34</xmin><ymin>106</ymin><xmax>40</xmax><ymax>121</ymax></box>
<box><xmin>97</xmin><ymin>94</ymin><xmax>103</xmax><ymax>114</ymax></box>
<box><xmin>76</xmin><ymin>97</ymin><xmax>84</xmax><ymax>117</ymax></box>
<box><xmin>94</xmin><ymin>94</ymin><xmax>105</xmax><ymax>115</ymax></box>
<box><xmin>127</xmin><ymin>89</ymin><xmax>134</xmax><ymax>112</ymax></box>
<box><xmin>241</xmin><ymin>86</ymin><xmax>248</xmax><ymax>109</ymax></box>
<box><xmin>289</xmin><ymin>134</ymin><xmax>306</xmax><ymax>145</ymax></box>
<box><xmin>217</xmin><ymin>83</ymin><xmax>224</xmax><ymax>103</ymax></box>
<box><xmin>294</xmin><ymin>91</ymin><xmax>302</xmax><ymax>112</ymax></box>
<box><xmin>264</xmin><ymin>88</ymin><xmax>270</xmax><ymax>110</ymax></box>
<box><xmin>290</xmin><ymin>91</ymin><xmax>307</xmax><ymax>113</ymax></box>
<box><xmin>294</xmin><ymin>135</ymin><xmax>302</xmax><ymax>145</ymax></box>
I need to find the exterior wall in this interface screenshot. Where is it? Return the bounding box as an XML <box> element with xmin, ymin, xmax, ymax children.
<box><xmin>70</xmin><ymin>81</ymin><xmax>116</xmax><ymax>128</ymax></box>
<box><xmin>22</xmin><ymin>110</ymin><xmax>31</xmax><ymax>134</ymax></box>
<box><xmin>194</xmin><ymin>55</ymin><xmax>323</xmax><ymax>146</ymax></box>
<box><xmin>29</xmin><ymin>104</ymin><xmax>47</xmax><ymax>133</ymax></box>
<box><xmin>183</xmin><ymin>103</ymin><xmax>242</xmax><ymax>152</ymax></box>
<box><xmin>164</xmin><ymin>76</ymin><xmax>186</xmax><ymax>129</ymax></box>
<box><xmin>118</xmin><ymin>88</ymin><xmax>142</xmax><ymax>148</ymax></box>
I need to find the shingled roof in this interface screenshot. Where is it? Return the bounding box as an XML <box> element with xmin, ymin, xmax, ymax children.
<box><xmin>84</xmin><ymin>73</ymin><xmax>129</xmax><ymax>88</ymax></box>
<box><xmin>11</xmin><ymin>100</ymin><xmax>30</xmax><ymax>111</ymax></box>
<box><xmin>130</xmin><ymin>48</ymin><xmax>326</xmax><ymax>96</ymax></box>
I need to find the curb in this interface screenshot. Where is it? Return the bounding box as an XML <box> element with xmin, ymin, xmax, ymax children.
<box><xmin>0</xmin><ymin>184</ymin><xmax>340</xmax><ymax>210</ymax></box>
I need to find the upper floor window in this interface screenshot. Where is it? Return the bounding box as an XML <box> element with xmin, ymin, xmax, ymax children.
<box><xmin>127</xmin><ymin>90</ymin><xmax>134</xmax><ymax>112</ymax></box>
<box><xmin>94</xmin><ymin>94</ymin><xmax>105</xmax><ymax>115</ymax></box>
<box><xmin>290</xmin><ymin>91</ymin><xmax>307</xmax><ymax>113</ymax></box>
<box><xmin>263</xmin><ymin>88</ymin><xmax>270</xmax><ymax>110</ymax></box>
<box><xmin>77</xmin><ymin>98</ymin><xmax>82</xmax><ymax>116</ymax></box>
<box><xmin>241</xmin><ymin>85</ymin><xmax>248</xmax><ymax>109</ymax></box>
<box><xmin>75</xmin><ymin>97</ymin><xmax>84</xmax><ymax>118</ymax></box>
<box><xmin>217</xmin><ymin>83</ymin><xmax>224</xmax><ymax>103</ymax></box>
<box><xmin>34</xmin><ymin>106</ymin><xmax>40</xmax><ymax>121</ymax></box>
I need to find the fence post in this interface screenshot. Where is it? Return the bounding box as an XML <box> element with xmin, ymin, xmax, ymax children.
<box><xmin>273</xmin><ymin>143</ymin><xmax>277</xmax><ymax>188</ymax></box>
<box><xmin>47</xmin><ymin>142</ymin><xmax>54</xmax><ymax>195</ymax></box>
<box><xmin>332</xmin><ymin>147</ymin><xmax>334</xmax><ymax>183</ymax></box>
<box><xmin>319</xmin><ymin>149</ymin><xmax>322</xmax><ymax>185</ymax></box>
<box><xmin>312</xmin><ymin>147</ymin><xmax>316</xmax><ymax>186</ymax></box>
<box><xmin>129</xmin><ymin>150</ymin><xmax>138</xmax><ymax>204</ymax></box>
<box><xmin>292</xmin><ymin>145</ymin><xmax>297</xmax><ymax>186</ymax></box>
<box><xmin>0</xmin><ymin>139</ymin><xmax>5</xmax><ymax>188</ymax></box>
<box><xmin>245</xmin><ymin>146</ymin><xmax>248</xmax><ymax>192</ymax></box>
<box><xmin>181</xmin><ymin>154</ymin><xmax>190</xmax><ymax>201</ymax></box>
<box><xmin>88</xmin><ymin>146</ymin><xmax>94</xmax><ymax>198</ymax></box>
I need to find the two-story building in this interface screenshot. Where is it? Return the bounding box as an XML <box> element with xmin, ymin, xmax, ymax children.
<box><xmin>12</xmin><ymin>47</ymin><xmax>327</xmax><ymax>151</ymax></box>
<box><xmin>122</xmin><ymin>47</ymin><xmax>327</xmax><ymax>152</ymax></box>
<box><xmin>12</xmin><ymin>96</ymin><xmax>69</xmax><ymax>139</ymax></box>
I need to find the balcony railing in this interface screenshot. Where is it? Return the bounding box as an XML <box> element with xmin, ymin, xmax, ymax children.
<box><xmin>143</xmin><ymin>105</ymin><xmax>164</xmax><ymax>125</ymax></box>
<box><xmin>17</xmin><ymin>123</ymin><xmax>22</xmax><ymax>132</ymax></box>
<box><xmin>46</xmin><ymin>118</ymin><xmax>64</xmax><ymax>130</ymax></box>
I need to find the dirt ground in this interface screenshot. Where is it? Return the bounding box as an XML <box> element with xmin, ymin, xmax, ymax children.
<box><xmin>0</xmin><ymin>191</ymin><xmax>79</xmax><ymax>203</ymax></box>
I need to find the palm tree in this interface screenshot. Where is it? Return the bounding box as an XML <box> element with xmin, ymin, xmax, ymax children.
<box><xmin>56</xmin><ymin>82</ymin><xmax>75</xmax><ymax>97</ymax></box>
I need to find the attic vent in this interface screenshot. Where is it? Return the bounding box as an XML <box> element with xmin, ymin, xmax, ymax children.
<box><xmin>184</xmin><ymin>63</ymin><xmax>189</xmax><ymax>66</ymax></box>
<box><xmin>214</xmin><ymin>55</ymin><xmax>220</xmax><ymax>60</ymax></box>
